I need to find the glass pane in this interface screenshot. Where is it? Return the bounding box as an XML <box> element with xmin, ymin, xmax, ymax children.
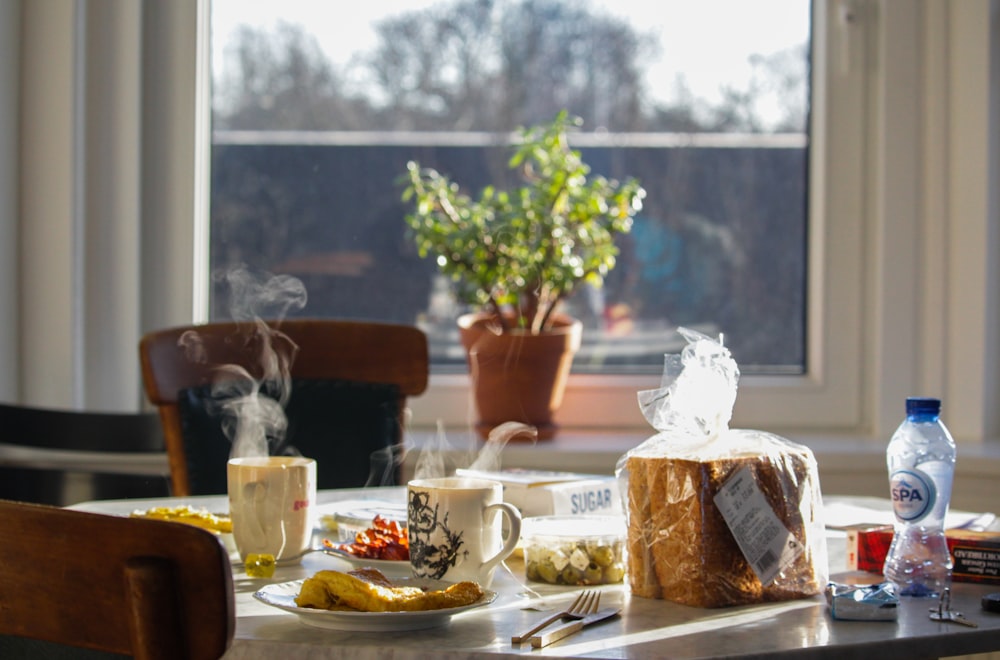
<box><xmin>210</xmin><ymin>0</ymin><xmax>810</xmax><ymax>375</ymax></box>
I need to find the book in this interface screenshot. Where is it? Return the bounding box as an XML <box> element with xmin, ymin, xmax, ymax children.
<box><xmin>454</xmin><ymin>468</ymin><xmax>622</xmax><ymax>518</ymax></box>
<box><xmin>846</xmin><ymin>524</ymin><xmax>1000</xmax><ymax>585</ymax></box>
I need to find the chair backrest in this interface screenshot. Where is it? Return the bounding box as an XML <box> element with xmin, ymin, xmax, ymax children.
<box><xmin>0</xmin><ymin>403</ymin><xmax>170</xmax><ymax>505</ymax></box>
<box><xmin>139</xmin><ymin>319</ymin><xmax>429</xmax><ymax>496</ymax></box>
<box><xmin>0</xmin><ymin>499</ymin><xmax>234</xmax><ymax>660</ymax></box>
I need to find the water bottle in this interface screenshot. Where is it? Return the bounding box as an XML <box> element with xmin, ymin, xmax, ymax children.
<box><xmin>884</xmin><ymin>397</ymin><xmax>956</xmax><ymax>597</ymax></box>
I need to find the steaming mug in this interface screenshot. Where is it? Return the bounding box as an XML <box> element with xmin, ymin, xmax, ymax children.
<box><xmin>227</xmin><ymin>456</ymin><xmax>316</xmax><ymax>565</ymax></box>
<box><xmin>407</xmin><ymin>477</ymin><xmax>521</xmax><ymax>587</ymax></box>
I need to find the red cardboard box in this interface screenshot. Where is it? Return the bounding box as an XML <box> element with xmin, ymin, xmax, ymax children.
<box><xmin>846</xmin><ymin>525</ymin><xmax>1000</xmax><ymax>585</ymax></box>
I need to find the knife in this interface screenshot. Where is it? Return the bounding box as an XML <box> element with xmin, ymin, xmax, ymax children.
<box><xmin>529</xmin><ymin>607</ymin><xmax>621</xmax><ymax>648</ymax></box>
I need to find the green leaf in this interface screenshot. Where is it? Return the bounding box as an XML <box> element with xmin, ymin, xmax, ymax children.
<box><xmin>399</xmin><ymin>110</ymin><xmax>644</xmax><ymax>333</ymax></box>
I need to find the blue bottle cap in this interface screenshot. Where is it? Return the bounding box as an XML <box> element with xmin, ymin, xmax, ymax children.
<box><xmin>906</xmin><ymin>397</ymin><xmax>941</xmax><ymax>416</ymax></box>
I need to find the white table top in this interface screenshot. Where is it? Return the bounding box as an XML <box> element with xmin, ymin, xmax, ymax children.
<box><xmin>71</xmin><ymin>489</ymin><xmax>1000</xmax><ymax>659</ymax></box>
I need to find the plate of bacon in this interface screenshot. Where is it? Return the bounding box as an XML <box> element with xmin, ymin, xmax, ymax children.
<box><xmin>322</xmin><ymin>514</ymin><xmax>410</xmax><ymax>573</ymax></box>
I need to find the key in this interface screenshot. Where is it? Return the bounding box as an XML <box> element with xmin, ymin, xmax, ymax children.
<box><xmin>929</xmin><ymin>610</ymin><xmax>978</xmax><ymax>627</ymax></box>
<box><xmin>929</xmin><ymin>588</ymin><xmax>978</xmax><ymax>628</ymax></box>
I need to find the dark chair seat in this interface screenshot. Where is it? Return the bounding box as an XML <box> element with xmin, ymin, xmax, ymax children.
<box><xmin>177</xmin><ymin>378</ymin><xmax>402</xmax><ymax>495</ymax></box>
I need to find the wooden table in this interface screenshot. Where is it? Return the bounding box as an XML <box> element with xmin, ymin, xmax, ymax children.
<box><xmin>72</xmin><ymin>489</ymin><xmax>1000</xmax><ymax>659</ymax></box>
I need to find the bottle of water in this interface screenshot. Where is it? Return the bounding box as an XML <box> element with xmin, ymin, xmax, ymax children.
<box><xmin>884</xmin><ymin>397</ymin><xmax>956</xmax><ymax>597</ymax></box>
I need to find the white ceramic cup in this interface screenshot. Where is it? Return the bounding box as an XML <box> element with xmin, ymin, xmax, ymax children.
<box><xmin>407</xmin><ymin>477</ymin><xmax>521</xmax><ymax>587</ymax></box>
<box><xmin>227</xmin><ymin>456</ymin><xmax>317</xmax><ymax>564</ymax></box>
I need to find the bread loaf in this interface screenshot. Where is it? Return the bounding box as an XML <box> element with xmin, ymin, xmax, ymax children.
<box><xmin>625</xmin><ymin>443</ymin><xmax>824</xmax><ymax>607</ymax></box>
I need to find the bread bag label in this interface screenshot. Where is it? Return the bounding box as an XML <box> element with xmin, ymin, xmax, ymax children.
<box><xmin>714</xmin><ymin>465</ymin><xmax>805</xmax><ymax>585</ymax></box>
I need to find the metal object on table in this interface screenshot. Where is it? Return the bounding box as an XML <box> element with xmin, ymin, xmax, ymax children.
<box><xmin>930</xmin><ymin>588</ymin><xmax>978</xmax><ymax>628</ymax></box>
<box><xmin>511</xmin><ymin>590</ymin><xmax>599</xmax><ymax>644</ymax></box>
<box><xmin>529</xmin><ymin>607</ymin><xmax>622</xmax><ymax>648</ymax></box>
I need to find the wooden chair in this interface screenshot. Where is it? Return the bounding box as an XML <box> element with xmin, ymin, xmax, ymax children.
<box><xmin>0</xmin><ymin>499</ymin><xmax>234</xmax><ymax>660</ymax></box>
<box><xmin>0</xmin><ymin>403</ymin><xmax>170</xmax><ymax>506</ymax></box>
<box><xmin>139</xmin><ymin>319</ymin><xmax>429</xmax><ymax>496</ymax></box>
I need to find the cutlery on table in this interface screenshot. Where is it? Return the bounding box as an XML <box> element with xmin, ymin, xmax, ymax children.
<box><xmin>320</xmin><ymin>545</ymin><xmax>360</xmax><ymax>560</ymax></box>
<box><xmin>529</xmin><ymin>607</ymin><xmax>622</xmax><ymax>648</ymax></box>
<box><xmin>511</xmin><ymin>590</ymin><xmax>599</xmax><ymax>644</ymax></box>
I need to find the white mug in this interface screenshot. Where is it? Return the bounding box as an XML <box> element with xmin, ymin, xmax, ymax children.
<box><xmin>407</xmin><ymin>477</ymin><xmax>521</xmax><ymax>587</ymax></box>
<box><xmin>227</xmin><ymin>456</ymin><xmax>316</xmax><ymax>564</ymax></box>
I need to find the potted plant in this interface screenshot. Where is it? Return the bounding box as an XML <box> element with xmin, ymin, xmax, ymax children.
<box><xmin>402</xmin><ymin>111</ymin><xmax>645</xmax><ymax>439</ymax></box>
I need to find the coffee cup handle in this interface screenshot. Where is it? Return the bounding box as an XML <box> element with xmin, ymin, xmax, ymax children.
<box><xmin>480</xmin><ymin>502</ymin><xmax>522</xmax><ymax>576</ymax></box>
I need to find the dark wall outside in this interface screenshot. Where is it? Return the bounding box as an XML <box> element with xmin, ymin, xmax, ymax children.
<box><xmin>210</xmin><ymin>143</ymin><xmax>806</xmax><ymax>372</ymax></box>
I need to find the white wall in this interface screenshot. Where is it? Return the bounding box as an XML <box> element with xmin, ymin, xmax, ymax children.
<box><xmin>0</xmin><ymin>0</ymin><xmax>20</xmax><ymax>402</ymax></box>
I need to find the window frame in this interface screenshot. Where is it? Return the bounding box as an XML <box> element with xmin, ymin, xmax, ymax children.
<box><xmin>190</xmin><ymin>0</ymin><xmax>996</xmax><ymax>442</ymax></box>
<box><xmin>408</xmin><ymin>0</ymin><xmax>865</xmax><ymax>433</ymax></box>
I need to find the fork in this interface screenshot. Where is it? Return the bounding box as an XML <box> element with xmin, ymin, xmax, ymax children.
<box><xmin>511</xmin><ymin>590</ymin><xmax>600</xmax><ymax>644</ymax></box>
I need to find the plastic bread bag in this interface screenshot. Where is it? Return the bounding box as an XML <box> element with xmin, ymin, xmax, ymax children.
<box><xmin>615</xmin><ymin>328</ymin><xmax>828</xmax><ymax>607</ymax></box>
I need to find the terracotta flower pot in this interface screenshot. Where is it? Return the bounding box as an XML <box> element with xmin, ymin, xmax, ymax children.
<box><xmin>457</xmin><ymin>312</ymin><xmax>582</xmax><ymax>440</ymax></box>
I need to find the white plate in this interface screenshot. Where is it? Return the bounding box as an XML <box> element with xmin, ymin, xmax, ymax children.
<box><xmin>253</xmin><ymin>578</ymin><xmax>498</xmax><ymax>631</ymax></box>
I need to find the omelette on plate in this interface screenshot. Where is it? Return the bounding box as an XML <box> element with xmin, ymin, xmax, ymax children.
<box><xmin>295</xmin><ymin>567</ymin><xmax>484</xmax><ymax>612</ymax></box>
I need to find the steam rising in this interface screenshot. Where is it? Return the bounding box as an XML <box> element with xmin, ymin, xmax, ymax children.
<box><xmin>366</xmin><ymin>441</ymin><xmax>407</xmax><ymax>488</ymax></box>
<box><xmin>412</xmin><ymin>421</ymin><xmax>537</xmax><ymax>480</ymax></box>
<box><xmin>179</xmin><ymin>267</ymin><xmax>307</xmax><ymax>460</ymax></box>
<box><xmin>180</xmin><ymin>265</ymin><xmax>526</xmax><ymax>483</ymax></box>
<box><xmin>468</xmin><ymin>422</ymin><xmax>537</xmax><ymax>471</ymax></box>
<box><xmin>221</xmin><ymin>269</ymin><xmax>308</xmax><ymax>323</ymax></box>
<box><xmin>412</xmin><ymin>421</ymin><xmax>450</xmax><ymax>481</ymax></box>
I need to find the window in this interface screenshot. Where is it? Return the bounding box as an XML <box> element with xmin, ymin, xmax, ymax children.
<box><xmin>209</xmin><ymin>0</ymin><xmax>810</xmax><ymax>375</ymax></box>
<box><xmin>201</xmin><ymin>0</ymin><xmax>936</xmax><ymax>436</ymax></box>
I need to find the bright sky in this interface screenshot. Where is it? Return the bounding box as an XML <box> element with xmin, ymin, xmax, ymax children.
<box><xmin>211</xmin><ymin>0</ymin><xmax>809</xmax><ymax>109</ymax></box>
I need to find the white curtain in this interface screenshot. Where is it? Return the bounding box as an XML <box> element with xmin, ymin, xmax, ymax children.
<box><xmin>0</xmin><ymin>0</ymin><xmax>20</xmax><ymax>403</ymax></box>
<box><xmin>0</xmin><ymin>0</ymin><xmax>206</xmax><ymax>412</ymax></box>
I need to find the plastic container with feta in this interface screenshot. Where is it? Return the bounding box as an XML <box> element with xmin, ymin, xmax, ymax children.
<box><xmin>522</xmin><ymin>515</ymin><xmax>627</xmax><ymax>585</ymax></box>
